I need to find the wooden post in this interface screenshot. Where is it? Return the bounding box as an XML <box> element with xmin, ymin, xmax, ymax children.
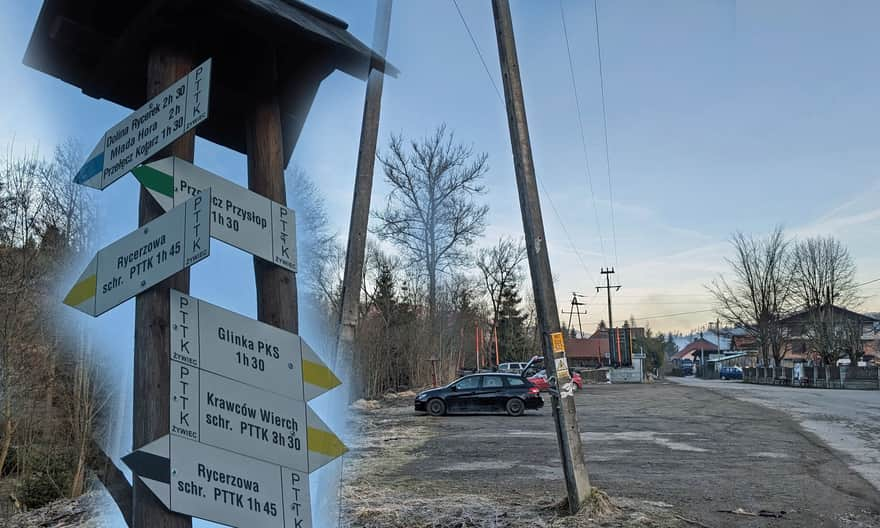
<box><xmin>475</xmin><ymin>325</ymin><xmax>479</xmax><ymax>371</ymax></box>
<box><xmin>132</xmin><ymin>46</ymin><xmax>195</xmax><ymax>528</ymax></box>
<box><xmin>491</xmin><ymin>0</ymin><xmax>591</xmax><ymax>513</ymax></box>
<box><xmin>334</xmin><ymin>0</ymin><xmax>393</xmax><ymax>395</ymax></box>
<box><xmin>246</xmin><ymin>51</ymin><xmax>298</xmax><ymax>335</ymax></box>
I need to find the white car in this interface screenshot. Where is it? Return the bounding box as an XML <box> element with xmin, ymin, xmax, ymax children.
<box><xmin>498</xmin><ymin>362</ymin><xmax>527</xmax><ymax>374</ymax></box>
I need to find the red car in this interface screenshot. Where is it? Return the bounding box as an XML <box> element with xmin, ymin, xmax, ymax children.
<box><xmin>527</xmin><ymin>369</ymin><xmax>582</xmax><ymax>392</ymax></box>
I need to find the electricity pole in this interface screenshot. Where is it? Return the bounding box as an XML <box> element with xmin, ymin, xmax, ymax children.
<box><xmin>562</xmin><ymin>293</ymin><xmax>587</xmax><ymax>337</ymax></box>
<box><xmin>596</xmin><ymin>267</ymin><xmax>620</xmax><ymax>329</ymax></box>
<box><xmin>492</xmin><ymin>0</ymin><xmax>591</xmax><ymax>513</ymax></box>
<box><xmin>335</xmin><ymin>0</ymin><xmax>393</xmax><ymax>397</ymax></box>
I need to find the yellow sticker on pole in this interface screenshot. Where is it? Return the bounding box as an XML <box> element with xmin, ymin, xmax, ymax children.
<box><xmin>550</xmin><ymin>332</ymin><xmax>565</xmax><ymax>353</ymax></box>
<box><xmin>555</xmin><ymin>357</ymin><xmax>570</xmax><ymax>379</ymax></box>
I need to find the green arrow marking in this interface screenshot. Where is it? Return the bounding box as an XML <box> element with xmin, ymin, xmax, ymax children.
<box><xmin>132</xmin><ymin>165</ymin><xmax>174</xmax><ymax>198</ymax></box>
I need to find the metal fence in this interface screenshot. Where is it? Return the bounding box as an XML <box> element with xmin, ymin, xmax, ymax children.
<box><xmin>742</xmin><ymin>366</ymin><xmax>879</xmax><ymax>390</ymax></box>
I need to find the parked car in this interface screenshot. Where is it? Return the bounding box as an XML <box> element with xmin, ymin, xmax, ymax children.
<box><xmin>521</xmin><ymin>355</ymin><xmax>544</xmax><ymax>378</ymax></box>
<box><xmin>527</xmin><ymin>369</ymin><xmax>583</xmax><ymax>392</ymax></box>
<box><xmin>414</xmin><ymin>373</ymin><xmax>543</xmax><ymax>417</ymax></box>
<box><xmin>680</xmin><ymin>359</ymin><xmax>694</xmax><ymax>376</ymax></box>
<box><xmin>719</xmin><ymin>366</ymin><xmax>743</xmax><ymax>380</ymax></box>
<box><xmin>498</xmin><ymin>362</ymin><xmax>527</xmax><ymax>374</ymax></box>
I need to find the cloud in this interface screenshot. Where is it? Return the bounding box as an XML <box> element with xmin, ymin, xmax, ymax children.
<box><xmin>794</xmin><ymin>179</ymin><xmax>880</xmax><ymax>237</ymax></box>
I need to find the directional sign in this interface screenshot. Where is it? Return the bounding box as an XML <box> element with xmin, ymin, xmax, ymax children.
<box><xmin>133</xmin><ymin>157</ymin><xmax>296</xmax><ymax>271</ymax></box>
<box><xmin>64</xmin><ymin>192</ymin><xmax>211</xmax><ymax>316</ymax></box>
<box><xmin>74</xmin><ymin>59</ymin><xmax>211</xmax><ymax>189</ymax></box>
<box><xmin>170</xmin><ymin>290</ymin><xmax>339</xmax><ymax>401</ymax></box>
<box><xmin>170</xmin><ymin>361</ymin><xmax>346</xmax><ymax>473</ymax></box>
<box><xmin>123</xmin><ymin>435</ymin><xmax>312</xmax><ymax>528</ymax></box>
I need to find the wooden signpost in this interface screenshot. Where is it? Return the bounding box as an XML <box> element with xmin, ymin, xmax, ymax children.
<box><xmin>58</xmin><ymin>56</ymin><xmax>347</xmax><ymax>528</ymax></box>
<box><xmin>28</xmin><ymin>2</ymin><xmax>394</xmax><ymax>526</ymax></box>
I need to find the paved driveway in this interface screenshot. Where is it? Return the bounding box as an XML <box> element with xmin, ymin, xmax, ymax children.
<box><xmin>670</xmin><ymin>376</ymin><xmax>880</xmax><ymax>492</ymax></box>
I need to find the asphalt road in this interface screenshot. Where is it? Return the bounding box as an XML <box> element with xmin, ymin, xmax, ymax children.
<box><xmin>348</xmin><ymin>381</ymin><xmax>880</xmax><ymax>527</ymax></box>
<box><xmin>670</xmin><ymin>376</ymin><xmax>880</xmax><ymax>493</ymax></box>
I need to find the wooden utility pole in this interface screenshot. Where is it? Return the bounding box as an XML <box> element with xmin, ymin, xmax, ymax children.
<box><xmin>245</xmin><ymin>50</ymin><xmax>298</xmax><ymax>335</ymax></box>
<box><xmin>133</xmin><ymin>46</ymin><xmax>194</xmax><ymax>528</ymax></box>
<box><xmin>491</xmin><ymin>0</ymin><xmax>591</xmax><ymax>513</ymax></box>
<box><xmin>597</xmin><ymin>267</ymin><xmax>620</xmax><ymax>329</ymax></box>
<box><xmin>335</xmin><ymin>0</ymin><xmax>393</xmax><ymax>393</ymax></box>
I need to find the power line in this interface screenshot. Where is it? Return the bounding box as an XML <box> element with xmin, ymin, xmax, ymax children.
<box><xmin>451</xmin><ymin>0</ymin><xmax>598</xmax><ymax>287</ymax></box>
<box><xmin>854</xmin><ymin>277</ymin><xmax>880</xmax><ymax>288</ymax></box>
<box><xmin>558</xmin><ymin>0</ymin><xmax>608</xmax><ymax>266</ymax></box>
<box><xmin>592</xmin><ymin>0</ymin><xmax>620</xmax><ymax>272</ymax></box>
<box><xmin>636</xmin><ymin>309</ymin><xmax>716</xmax><ymax>320</ymax></box>
<box><xmin>451</xmin><ymin>0</ymin><xmax>504</xmax><ymax>102</ymax></box>
<box><xmin>555</xmin><ymin>308</ymin><xmax>717</xmax><ymax>327</ymax></box>
<box><xmin>538</xmin><ymin>178</ymin><xmax>595</xmax><ymax>278</ymax></box>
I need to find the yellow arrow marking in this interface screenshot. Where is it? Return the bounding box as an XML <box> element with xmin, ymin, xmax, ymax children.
<box><xmin>307</xmin><ymin>426</ymin><xmax>347</xmax><ymax>459</ymax></box>
<box><xmin>302</xmin><ymin>360</ymin><xmax>342</xmax><ymax>391</ymax></box>
<box><xmin>63</xmin><ymin>275</ymin><xmax>97</xmax><ymax>307</ymax></box>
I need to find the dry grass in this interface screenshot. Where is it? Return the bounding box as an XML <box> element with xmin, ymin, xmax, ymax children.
<box><xmin>344</xmin><ymin>485</ymin><xmax>685</xmax><ymax>528</ymax></box>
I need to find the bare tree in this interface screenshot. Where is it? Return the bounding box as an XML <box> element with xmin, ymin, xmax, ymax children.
<box><xmin>840</xmin><ymin>318</ymin><xmax>866</xmax><ymax>364</ymax></box>
<box><xmin>790</xmin><ymin>236</ymin><xmax>858</xmax><ymax>310</ymax></box>
<box><xmin>476</xmin><ymin>236</ymin><xmax>526</xmax><ymax>331</ymax></box>
<box><xmin>40</xmin><ymin>140</ymin><xmax>96</xmax><ymax>254</ymax></box>
<box><xmin>790</xmin><ymin>236</ymin><xmax>860</xmax><ymax>364</ymax></box>
<box><xmin>709</xmin><ymin>227</ymin><xmax>793</xmax><ymax>366</ymax></box>
<box><xmin>65</xmin><ymin>329</ymin><xmax>112</xmax><ymax>498</ymax></box>
<box><xmin>285</xmin><ymin>166</ymin><xmax>342</xmax><ymax>312</ymax></box>
<box><xmin>0</xmin><ymin>146</ymin><xmax>50</xmax><ymax>473</ymax></box>
<box><xmin>373</xmin><ymin>125</ymin><xmax>489</xmax><ymax>319</ymax></box>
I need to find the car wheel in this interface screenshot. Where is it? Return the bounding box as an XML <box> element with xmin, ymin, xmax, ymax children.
<box><xmin>506</xmin><ymin>398</ymin><xmax>525</xmax><ymax>417</ymax></box>
<box><xmin>427</xmin><ymin>398</ymin><xmax>446</xmax><ymax>417</ymax></box>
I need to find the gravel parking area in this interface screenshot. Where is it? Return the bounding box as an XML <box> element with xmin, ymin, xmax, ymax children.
<box><xmin>341</xmin><ymin>382</ymin><xmax>880</xmax><ymax>527</ymax></box>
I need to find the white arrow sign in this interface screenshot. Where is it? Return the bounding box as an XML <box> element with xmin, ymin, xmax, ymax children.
<box><xmin>74</xmin><ymin>59</ymin><xmax>211</xmax><ymax>189</ymax></box>
<box><xmin>122</xmin><ymin>435</ymin><xmax>313</xmax><ymax>528</ymax></box>
<box><xmin>63</xmin><ymin>192</ymin><xmax>211</xmax><ymax>316</ymax></box>
<box><xmin>170</xmin><ymin>290</ymin><xmax>340</xmax><ymax>401</ymax></box>
<box><xmin>133</xmin><ymin>157</ymin><xmax>296</xmax><ymax>271</ymax></box>
<box><xmin>170</xmin><ymin>361</ymin><xmax>346</xmax><ymax>473</ymax></box>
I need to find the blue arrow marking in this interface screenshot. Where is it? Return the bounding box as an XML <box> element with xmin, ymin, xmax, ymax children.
<box><xmin>74</xmin><ymin>151</ymin><xmax>104</xmax><ymax>184</ymax></box>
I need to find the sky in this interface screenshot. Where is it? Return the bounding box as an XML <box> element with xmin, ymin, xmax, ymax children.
<box><xmin>2</xmin><ymin>0</ymin><xmax>880</xmax><ymax>524</ymax></box>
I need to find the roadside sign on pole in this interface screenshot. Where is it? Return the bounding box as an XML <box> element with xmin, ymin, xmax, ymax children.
<box><xmin>122</xmin><ymin>435</ymin><xmax>312</xmax><ymax>528</ymax></box>
<box><xmin>63</xmin><ymin>191</ymin><xmax>211</xmax><ymax>316</ymax></box>
<box><xmin>170</xmin><ymin>361</ymin><xmax>346</xmax><ymax>472</ymax></box>
<box><xmin>170</xmin><ymin>290</ymin><xmax>340</xmax><ymax>401</ymax></box>
<box><xmin>555</xmin><ymin>357</ymin><xmax>569</xmax><ymax>379</ymax></box>
<box><xmin>550</xmin><ymin>332</ymin><xmax>565</xmax><ymax>353</ymax></box>
<box><xmin>74</xmin><ymin>59</ymin><xmax>211</xmax><ymax>189</ymax></box>
<box><xmin>133</xmin><ymin>157</ymin><xmax>296</xmax><ymax>271</ymax></box>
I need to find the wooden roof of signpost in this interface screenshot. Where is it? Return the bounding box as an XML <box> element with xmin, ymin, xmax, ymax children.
<box><xmin>23</xmin><ymin>0</ymin><xmax>397</xmax><ymax>166</ymax></box>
